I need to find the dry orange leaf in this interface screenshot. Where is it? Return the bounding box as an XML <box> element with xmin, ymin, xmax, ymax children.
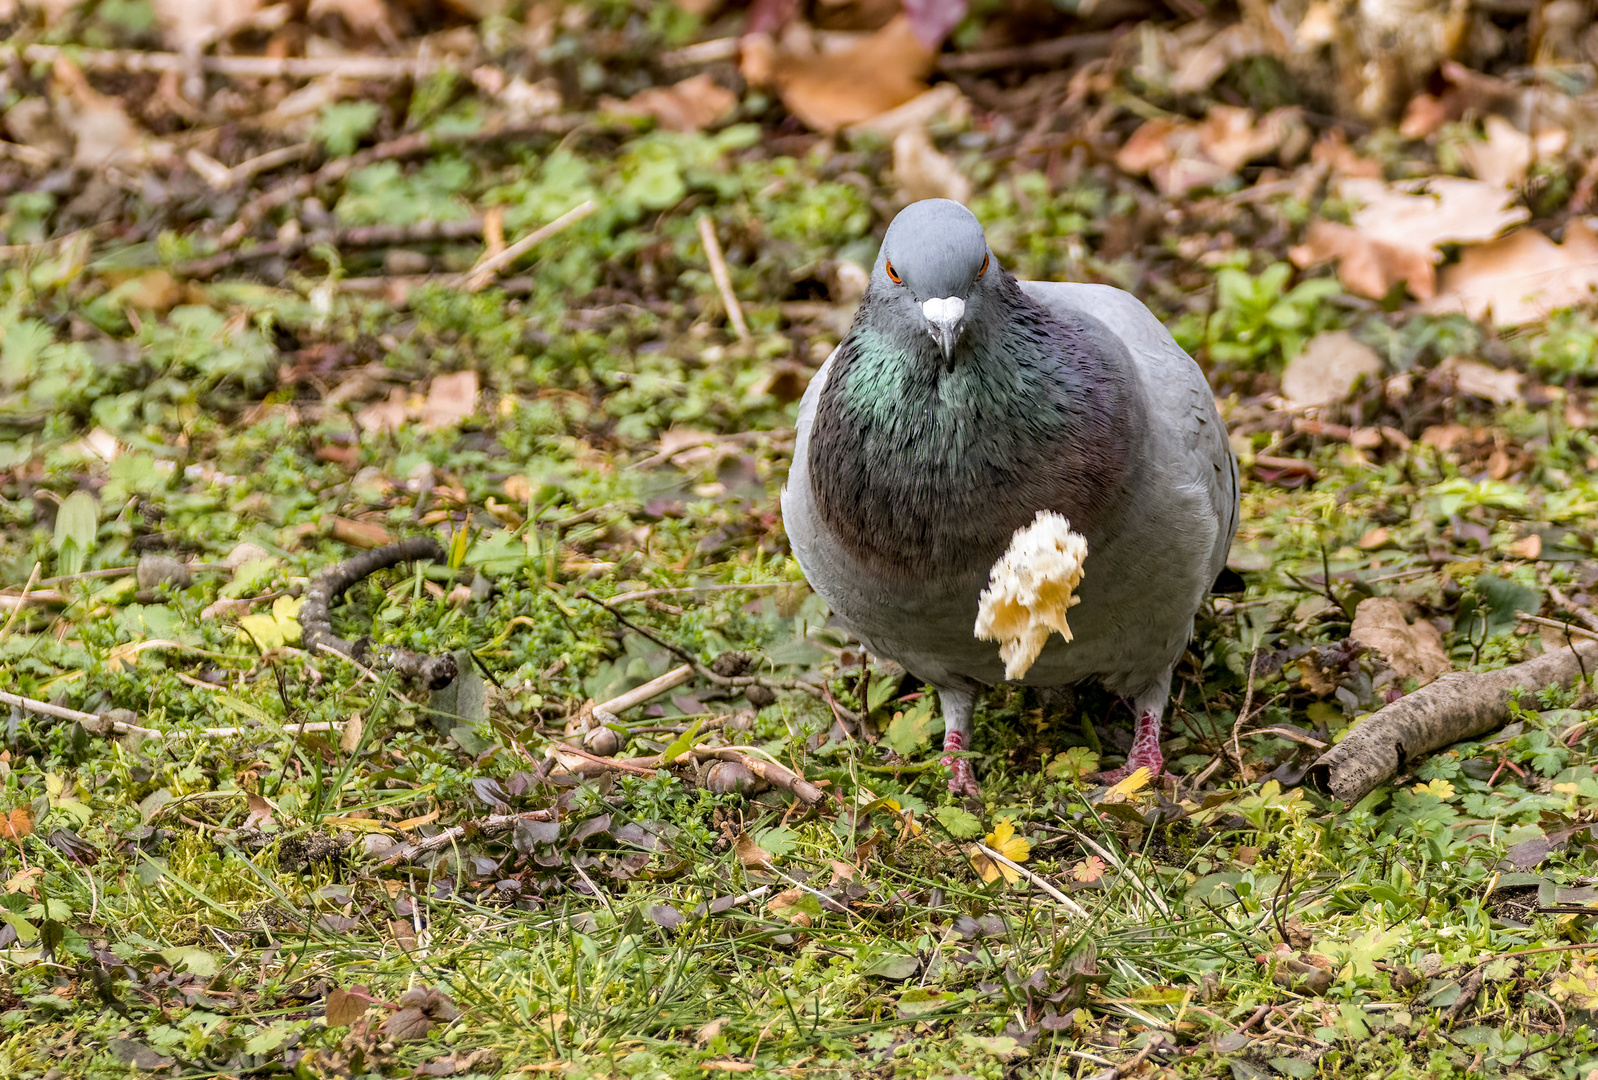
<box><xmin>394</xmin><ymin>808</ymin><xmax>441</xmax><ymax>831</ymax></box>
<box><xmin>1422</xmin><ymin>219</ymin><xmax>1598</xmax><ymax>327</ymax></box>
<box><xmin>754</xmin><ymin>16</ymin><xmax>935</xmax><ymax>134</ymax></box>
<box><xmin>604</xmin><ymin>74</ymin><xmax>737</xmax><ymax>133</ymax></box>
<box><xmin>1458</xmin><ymin>115</ymin><xmax>1566</xmax><ymax>190</ymax></box>
<box><xmin>423</xmin><ymin>370</ymin><xmax>480</xmax><ymax>431</ymax></box>
<box><xmin>1117</xmin><ymin>107</ymin><xmax>1305</xmax><ymax>197</ymax></box>
<box><xmin>1349</xmin><ymin>597</ymin><xmax>1452</xmax><ymax>685</ymax></box>
<box><xmin>0</xmin><ymin>806</ymin><xmax>34</xmax><ymax>841</ymax></box>
<box><xmin>735</xmin><ymin>831</ymin><xmax>774</xmax><ymax>870</ymax></box>
<box><xmin>1291</xmin><ymin>177</ymin><xmax>1529</xmax><ymax>300</ymax></box>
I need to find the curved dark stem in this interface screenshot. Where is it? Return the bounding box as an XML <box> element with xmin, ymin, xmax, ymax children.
<box><xmin>300</xmin><ymin>536</ymin><xmax>457</xmax><ymax>689</ymax></box>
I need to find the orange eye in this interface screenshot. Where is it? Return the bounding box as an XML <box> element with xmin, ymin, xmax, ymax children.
<box><xmin>977</xmin><ymin>252</ymin><xmax>989</xmax><ymax>277</ymax></box>
<box><xmin>885</xmin><ymin>260</ymin><xmax>902</xmax><ymax>285</ymax></box>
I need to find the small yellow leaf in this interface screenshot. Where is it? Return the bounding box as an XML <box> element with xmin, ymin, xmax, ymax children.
<box><xmin>1411</xmin><ymin>779</ymin><xmax>1455</xmax><ymax>799</ymax></box>
<box><xmin>971</xmin><ymin>817</ymin><xmax>1032</xmax><ymax>884</ymax></box>
<box><xmin>983</xmin><ymin>818</ymin><xmax>1032</xmax><ymax>864</ymax></box>
<box><xmin>1106</xmin><ymin>767</ymin><xmax>1151</xmax><ymax>799</ymax></box>
<box><xmin>393</xmin><ymin>808</ymin><xmax>441</xmax><ymax>831</ymax></box>
<box><xmin>968</xmin><ymin>848</ymin><xmax>1012</xmax><ymax>885</ymax></box>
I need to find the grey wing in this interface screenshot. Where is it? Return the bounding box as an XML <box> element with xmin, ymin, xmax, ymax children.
<box><xmin>780</xmin><ymin>345</ymin><xmax>840</xmax><ymax>590</ymax></box>
<box><xmin>1021</xmin><ymin>281</ymin><xmax>1239</xmax><ymax>580</ymax></box>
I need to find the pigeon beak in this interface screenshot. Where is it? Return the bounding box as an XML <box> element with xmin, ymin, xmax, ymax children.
<box><xmin>922</xmin><ymin>296</ymin><xmax>965</xmax><ymax>367</ymax></box>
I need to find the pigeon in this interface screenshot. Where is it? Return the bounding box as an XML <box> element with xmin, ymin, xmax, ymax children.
<box><xmin>782</xmin><ymin>199</ymin><xmax>1238</xmax><ymax>795</ymax></box>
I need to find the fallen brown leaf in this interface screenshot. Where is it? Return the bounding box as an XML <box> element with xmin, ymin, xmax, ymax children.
<box><xmin>1457</xmin><ymin>115</ymin><xmax>1566</xmax><ymax>190</ymax></box>
<box><xmin>327</xmin><ymin>517</ymin><xmax>394</xmax><ymax>549</ymax></box>
<box><xmin>1422</xmin><ymin>219</ymin><xmax>1598</xmax><ymax>326</ymax></box>
<box><xmin>423</xmin><ymin>370</ymin><xmax>479</xmax><ymax>430</ymax></box>
<box><xmin>1280</xmin><ymin>330</ymin><xmax>1383</xmax><ymax>409</ymax></box>
<box><xmin>1349</xmin><ymin>597</ymin><xmax>1451</xmax><ymax>685</ymax></box>
<box><xmin>324</xmin><ymin>988</ymin><xmax>367</xmax><ymax>1027</ymax></box>
<box><xmin>1117</xmin><ymin>107</ymin><xmax>1305</xmax><ymax>197</ymax></box>
<box><xmin>1291</xmin><ymin>177</ymin><xmax>1529</xmax><ymax>299</ymax></box>
<box><xmin>892</xmin><ymin>126</ymin><xmax>969</xmax><ymax>205</ymax></box>
<box><xmin>734</xmin><ymin>831</ymin><xmax>774</xmax><ymax>869</ymax></box>
<box><xmin>0</xmin><ymin>806</ymin><xmax>33</xmax><ymax>841</ymax></box>
<box><xmin>755</xmin><ymin>16</ymin><xmax>935</xmax><ymax>134</ymax></box>
<box><xmin>1429</xmin><ymin>356</ymin><xmax>1524</xmax><ymax>405</ymax></box>
<box><xmin>52</xmin><ymin>59</ymin><xmax>149</xmax><ymax>170</ymax></box>
<box><xmin>152</xmin><ymin>0</ymin><xmax>260</xmax><ymax>53</ymax></box>
<box><xmin>604</xmin><ymin>74</ymin><xmax>737</xmax><ymax>133</ymax></box>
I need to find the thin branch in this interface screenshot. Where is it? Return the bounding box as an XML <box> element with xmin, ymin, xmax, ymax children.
<box><xmin>697</xmin><ymin>214</ymin><xmax>750</xmax><ymax>343</ymax></box>
<box><xmin>216</xmin><ymin>119</ymin><xmax>599</xmax><ymax>250</ymax></box>
<box><xmin>380</xmin><ymin>809</ymin><xmax>558</xmax><ymax>864</ymax></box>
<box><xmin>462</xmin><ymin>199</ymin><xmax>597</xmax><ymax>291</ymax></box>
<box><xmin>176</xmin><ymin>218</ymin><xmax>487</xmax><ymax>279</ymax></box>
<box><xmin>0</xmin><ymin>563</ymin><xmax>40</xmax><ymax>639</ymax></box>
<box><xmin>1518</xmin><ymin>613</ymin><xmax>1598</xmax><ymax>641</ymax></box>
<box><xmin>972</xmin><ymin>842</ymin><xmax>1089</xmax><ymax>918</ymax></box>
<box><xmin>3</xmin><ymin>43</ymin><xmax>454</xmax><ymax>80</ymax></box>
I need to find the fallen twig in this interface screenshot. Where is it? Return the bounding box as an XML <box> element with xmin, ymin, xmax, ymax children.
<box><xmin>605</xmin><ymin>582</ymin><xmax>790</xmax><ymax>604</ymax></box>
<box><xmin>0</xmin><ymin>563</ymin><xmax>40</xmax><ymax>638</ymax></box>
<box><xmin>705</xmin><ymin>747</ymin><xmax>825</xmax><ymax>805</ymax></box>
<box><xmin>937</xmin><ymin>32</ymin><xmax>1117</xmax><ymax>73</ymax></box>
<box><xmin>2</xmin><ymin>43</ymin><xmax>453</xmax><ymax>80</ymax></box>
<box><xmin>216</xmin><ymin>119</ymin><xmax>597</xmax><ymax>250</ymax></box>
<box><xmin>0</xmin><ymin>590</ymin><xmax>66</xmax><ymax>611</ymax></box>
<box><xmin>300</xmin><ymin>536</ymin><xmax>457</xmax><ymax>689</ymax></box>
<box><xmin>575</xmin><ymin>590</ymin><xmax>860</xmax><ymax>723</ymax></box>
<box><xmin>176</xmin><ymin>218</ymin><xmax>486</xmax><ymax>279</ymax></box>
<box><xmin>0</xmin><ymin>691</ymin><xmax>342</xmax><ymax>740</ymax></box>
<box><xmin>972</xmin><ymin>841</ymin><xmax>1090</xmax><ymax>917</ymax></box>
<box><xmin>588</xmin><ymin>664</ymin><xmax>695</xmax><ymax>724</ymax></box>
<box><xmin>381</xmin><ymin>809</ymin><xmax>557</xmax><ymax>864</ymax></box>
<box><xmin>1518</xmin><ymin>613</ymin><xmax>1598</xmax><ymax>642</ymax></box>
<box><xmin>1546</xmin><ymin>579</ymin><xmax>1598</xmax><ymax>634</ymax></box>
<box><xmin>1442</xmin><ymin>965</ymin><xmax>1485</xmax><ymax>1024</ymax></box>
<box><xmin>1308</xmin><ymin>639</ymin><xmax>1598</xmax><ymax>802</ymax></box>
<box><xmin>462</xmin><ymin>200</ymin><xmax>597</xmax><ymax>291</ymax></box>
<box><xmin>697</xmin><ymin>214</ymin><xmax>750</xmax><ymax>343</ymax></box>
<box><xmin>1084</xmin><ymin>1037</ymin><xmax>1162</xmax><ymax>1080</ymax></box>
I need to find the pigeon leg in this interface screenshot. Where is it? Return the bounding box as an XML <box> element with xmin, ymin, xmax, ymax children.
<box><xmin>1097</xmin><ymin>685</ymin><xmax>1173</xmax><ymax>784</ymax></box>
<box><xmin>937</xmin><ymin>683</ymin><xmax>981</xmax><ymax>798</ymax></box>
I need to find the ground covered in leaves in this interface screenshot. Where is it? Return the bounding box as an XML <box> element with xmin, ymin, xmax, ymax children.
<box><xmin>6</xmin><ymin>0</ymin><xmax>1598</xmax><ymax>1077</ymax></box>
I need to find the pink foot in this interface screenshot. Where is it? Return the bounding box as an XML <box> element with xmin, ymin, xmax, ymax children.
<box><xmin>1096</xmin><ymin>710</ymin><xmax>1172</xmax><ymax>784</ymax></box>
<box><xmin>942</xmin><ymin>730</ymin><xmax>981</xmax><ymax>798</ymax></box>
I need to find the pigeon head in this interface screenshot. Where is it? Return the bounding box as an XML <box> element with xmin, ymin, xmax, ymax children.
<box><xmin>872</xmin><ymin>199</ymin><xmax>1000</xmax><ymax>366</ymax></box>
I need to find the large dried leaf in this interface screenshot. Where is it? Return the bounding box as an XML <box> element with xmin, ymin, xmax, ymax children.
<box><xmin>750</xmin><ymin>17</ymin><xmax>935</xmax><ymax>134</ymax></box>
<box><xmin>1421</xmin><ymin>220</ymin><xmax>1598</xmax><ymax>327</ymax></box>
<box><xmin>51</xmin><ymin>60</ymin><xmax>149</xmax><ymax>170</ymax></box>
<box><xmin>1117</xmin><ymin>107</ymin><xmax>1305</xmax><ymax>197</ymax></box>
<box><xmin>1458</xmin><ymin>115</ymin><xmax>1566</xmax><ymax>190</ymax></box>
<box><xmin>892</xmin><ymin>126</ymin><xmax>969</xmax><ymax>205</ymax></box>
<box><xmin>604</xmin><ymin>74</ymin><xmax>737</xmax><ymax>134</ymax></box>
<box><xmin>1280</xmin><ymin>331</ymin><xmax>1383</xmax><ymax>409</ymax></box>
<box><xmin>1291</xmin><ymin>177</ymin><xmax>1529</xmax><ymax>299</ymax></box>
<box><xmin>423</xmin><ymin>370</ymin><xmax>479</xmax><ymax>431</ymax></box>
<box><xmin>152</xmin><ymin>0</ymin><xmax>261</xmax><ymax>52</ymax></box>
<box><xmin>1349</xmin><ymin>598</ymin><xmax>1451</xmax><ymax>685</ymax></box>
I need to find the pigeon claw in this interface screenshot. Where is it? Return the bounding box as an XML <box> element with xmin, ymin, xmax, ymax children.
<box><xmin>941</xmin><ymin>729</ymin><xmax>982</xmax><ymax>799</ymax></box>
<box><xmin>1095</xmin><ymin>710</ymin><xmax>1173</xmax><ymax>785</ymax></box>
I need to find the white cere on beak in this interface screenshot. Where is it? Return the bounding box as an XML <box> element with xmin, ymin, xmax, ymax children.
<box><xmin>922</xmin><ymin>296</ymin><xmax>965</xmax><ymax>329</ymax></box>
<box><xmin>922</xmin><ymin>296</ymin><xmax>966</xmax><ymax>365</ymax></box>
